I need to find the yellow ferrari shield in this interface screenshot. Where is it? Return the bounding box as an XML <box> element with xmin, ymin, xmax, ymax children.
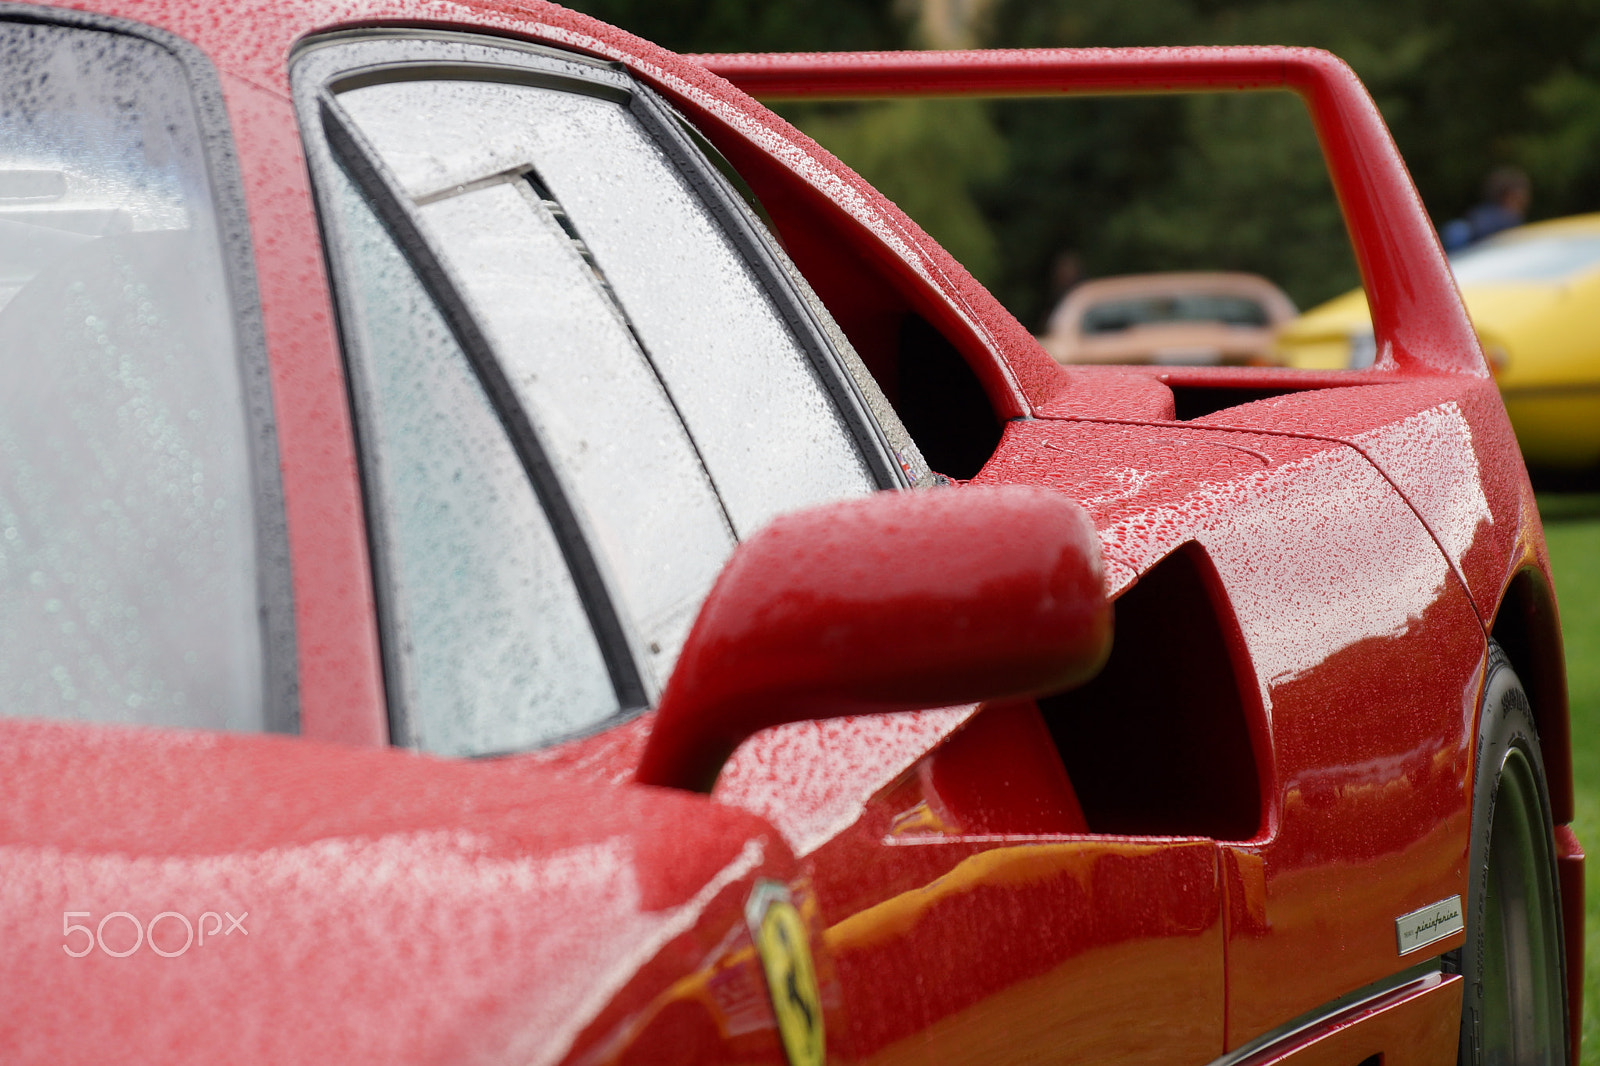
<box><xmin>747</xmin><ymin>881</ymin><xmax>825</xmax><ymax>1066</ymax></box>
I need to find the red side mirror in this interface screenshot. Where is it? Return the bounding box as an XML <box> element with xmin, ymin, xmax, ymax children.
<box><xmin>636</xmin><ymin>485</ymin><xmax>1112</xmax><ymax>792</ymax></box>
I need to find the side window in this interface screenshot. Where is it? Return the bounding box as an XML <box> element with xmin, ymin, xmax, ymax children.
<box><xmin>334</xmin><ymin>74</ymin><xmax>884</xmax><ymax>536</ymax></box>
<box><xmin>296</xmin><ymin>36</ymin><xmax>911</xmax><ymax>755</ymax></box>
<box><xmin>0</xmin><ymin>20</ymin><xmax>281</xmax><ymax>732</ymax></box>
<box><xmin>318</xmin><ymin>163</ymin><xmax>619</xmax><ymax>755</ymax></box>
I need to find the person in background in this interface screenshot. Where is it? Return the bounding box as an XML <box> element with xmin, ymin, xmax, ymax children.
<box><xmin>1040</xmin><ymin>249</ymin><xmax>1085</xmax><ymax>333</ymax></box>
<box><xmin>1441</xmin><ymin>166</ymin><xmax>1530</xmax><ymax>252</ymax></box>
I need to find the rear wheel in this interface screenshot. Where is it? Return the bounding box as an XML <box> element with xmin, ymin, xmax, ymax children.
<box><xmin>1453</xmin><ymin>644</ymin><xmax>1568</xmax><ymax>1065</ymax></box>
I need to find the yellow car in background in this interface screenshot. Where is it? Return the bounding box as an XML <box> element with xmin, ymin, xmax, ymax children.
<box><xmin>1278</xmin><ymin>212</ymin><xmax>1600</xmax><ymax>471</ymax></box>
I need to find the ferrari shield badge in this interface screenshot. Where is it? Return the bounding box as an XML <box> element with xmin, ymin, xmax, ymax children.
<box><xmin>746</xmin><ymin>881</ymin><xmax>825</xmax><ymax>1066</ymax></box>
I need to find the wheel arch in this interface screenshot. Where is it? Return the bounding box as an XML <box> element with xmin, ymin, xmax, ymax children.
<box><xmin>1489</xmin><ymin>564</ymin><xmax>1572</xmax><ymax>824</ymax></box>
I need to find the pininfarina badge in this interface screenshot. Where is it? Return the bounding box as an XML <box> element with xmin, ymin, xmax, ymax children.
<box><xmin>1395</xmin><ymin>896</ymin><xmax>1465</xmax><ymax>955</ymax></box>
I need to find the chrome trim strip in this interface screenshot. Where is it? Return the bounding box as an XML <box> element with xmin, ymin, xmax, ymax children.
<box><xmin>1206</xmin><ymin>960</ymin><xmax>1442</xmax><ymax>1066</ymax></box>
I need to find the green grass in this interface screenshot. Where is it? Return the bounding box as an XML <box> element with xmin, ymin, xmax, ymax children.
<box><xmin>1538</xmin><ymin>495</ymin><xmax>1600</xmax><ymax>1064</ymax></box>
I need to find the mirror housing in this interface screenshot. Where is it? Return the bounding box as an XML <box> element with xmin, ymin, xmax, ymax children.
<box><xmin>635</xmin><ymin>485</ymin><xmax>1112</xmax><ymax>792</ymax></box>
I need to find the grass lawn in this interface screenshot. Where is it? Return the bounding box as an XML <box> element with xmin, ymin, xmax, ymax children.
<box><xmin>1538</xmin><ymin>495</ymin><xmax>1600</xmax><ymax>1063</ymax></box>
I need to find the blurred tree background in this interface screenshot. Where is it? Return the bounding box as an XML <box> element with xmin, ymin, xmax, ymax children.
<box><xmin>565</xmin><ymin>0</ymin><xmax>1600</xmax><ymax>328</ymax></box>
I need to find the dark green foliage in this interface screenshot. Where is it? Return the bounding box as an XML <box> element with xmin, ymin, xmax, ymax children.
<box><xmin>1096</xmin><ymin>93</ymin><xmax>1354</xmax><ymax>309</ymax></box>
<box><xmin>1537</xmin><ymin>499</ymin><xmax>1600</xmax><ymax>1066</ymax></box>
<box><xmin>983</xmin><ymin>0</ymin><xmax>1600</xmax><ymax>320</ymax></box>
<box><xmin>977</xmin><ymin>88</ymin><xmax>1359</xmax><ymax>326</ymax></box>
<box><xmin>780</xmin><ymin>99</ymin><xmax>1008</xmax><ymax>283</ymax></box>
<box><xmin>978</xmin><ymin>94</ymin><xmax>1187</xmax><ymax>326</ymax></box>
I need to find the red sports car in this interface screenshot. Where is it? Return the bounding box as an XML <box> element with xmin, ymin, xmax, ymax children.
<box><xmin>0</xmin><ymin>3</ymin><xmax>1580</xmax><ymax>1065</ymax></box>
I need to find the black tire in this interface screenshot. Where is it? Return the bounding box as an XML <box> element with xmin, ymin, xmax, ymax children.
<box><xmin>1451</xmin><ymin>642</ymin><xmax>1569</xmax><ymax>1066</ymax></box>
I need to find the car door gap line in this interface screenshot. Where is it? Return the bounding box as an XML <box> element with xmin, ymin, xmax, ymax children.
<box><xmin>1209</xmin><ymin>441</ymin><xmax>1272</xmax><ymax>464</ymax></box>
<box><xmin>1042</xmin><ymin>413</ymin><xmax>1491</xmax><ymax>632</ymax></box>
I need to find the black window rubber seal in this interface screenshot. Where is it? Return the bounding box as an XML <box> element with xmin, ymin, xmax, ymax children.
<box><xmin>625</xmin><ymin>86</ymin><xmax>909</xmax><ymax>491</ymax></box>
<box><xmin>0</xmin><ymin>3</ymin><xmax>299</xmax><ymax>734</ymax></box>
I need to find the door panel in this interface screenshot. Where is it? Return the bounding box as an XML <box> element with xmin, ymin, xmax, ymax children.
<box><xmin>814</xmin><ymin>791</ymin><xmax>1222</xmax><ymax>1062</ymax></box>
<box><xmin>836</xmin><ymin>839</ymin><xmax>1222</xmax><ymax>1066</ymax></box>
<box><xmin>717</xmin><ymin>696</ymin><xmax>1226</xmax><ymax>1063</ymax></box>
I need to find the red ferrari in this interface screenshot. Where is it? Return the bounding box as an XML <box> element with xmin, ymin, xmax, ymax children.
<box><xmin>0</xmin><ymin>2</ymin><xmax>1580</xmax><ymax>1064</ymax></box>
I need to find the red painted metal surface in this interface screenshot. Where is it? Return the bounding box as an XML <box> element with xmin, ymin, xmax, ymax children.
<box><xmin>775</xmin><ymin>694</ymin><xmax>1227</xmax><ymax>1062</ymax></box>
<box><xmin>1559</xmin><ymin>825</ymin><xmax>1587</xmax><ymax>1066</ymax></box>
<box><xmin>4</xmin><ymin>0</ymin><xmax>1581</xmax><ymax>1062</ymax></box>
<box><xmin>1022</xmin><ymin>367</ymin><xmax>1572</xmax><ymax>827</ymax></box>
<box><xmin>0</xmin><ymin>718</ymin><xmax>809</xmax><ymax>1064</ymax></box>
<box><xmin>637</xmin><ymin>486</ymin><xmax>1110</xmax><ymax>791</ymax></box>
<box><xmin>817</xmin><ymin>830</ymin><xmax>1225</xmax><ymax>1062</ymax></box>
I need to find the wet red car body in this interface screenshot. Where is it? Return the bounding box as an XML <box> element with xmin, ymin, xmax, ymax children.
<box><xmin>0</xmin><ymin>1</ymin><xmax>1583</xmax><ymax>1064</ymax></box>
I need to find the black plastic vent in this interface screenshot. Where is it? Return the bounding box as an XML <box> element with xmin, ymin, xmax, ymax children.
<box><xmin>1040</xmin><ymin>542</ymin><xmax>1264</xmax><ymax>840</ymax></box>
<box><xmin>1169</xmin><ymin>385</ymin><xmax>1303</xmax><ymax>421</ymax></box>
<box><xmin>895</xmin><ymin>313</ymin><xmax>1003</xmax><ymax>479</ymax></box>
